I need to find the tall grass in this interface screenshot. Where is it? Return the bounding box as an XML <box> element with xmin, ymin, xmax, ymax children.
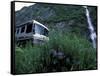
<box><xmin>15</xmin><ymin>30</ymin><xmax>97</xmax><ymax>74</ymax></box>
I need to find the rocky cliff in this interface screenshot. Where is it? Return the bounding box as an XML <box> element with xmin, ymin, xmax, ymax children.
<box><xmin>15</xmin><ymin>3</ymin><xmax>97</xmax><ymax>37</ymax></box>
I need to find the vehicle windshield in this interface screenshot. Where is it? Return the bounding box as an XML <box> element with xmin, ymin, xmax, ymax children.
<box><xmin>34</xmin><ymin>23</ymin><xmax>49</xmax><ymax>36</ymax></box>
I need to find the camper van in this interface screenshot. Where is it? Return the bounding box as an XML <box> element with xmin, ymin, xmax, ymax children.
<box><xmin>15</xmin><ymin>20</ymin><xmax>49</xmax><ymax>44</ymax></box>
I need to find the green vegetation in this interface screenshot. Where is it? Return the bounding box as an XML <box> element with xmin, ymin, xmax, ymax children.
<box><xmin>15</xmin><ymin>4</ymin><xmax>97</xmax><ymax>74</ymax></box>
<box><xmin>15</xmin><ymin>30</ymin><xmax>97</xmax><ymax>74</ymax></box>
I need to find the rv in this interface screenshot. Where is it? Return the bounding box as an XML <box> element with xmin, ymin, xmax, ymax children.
<box><xmin>15</xmin><ymin>20</ymin><xmax>49</xmax><ymax>44</ymax></box>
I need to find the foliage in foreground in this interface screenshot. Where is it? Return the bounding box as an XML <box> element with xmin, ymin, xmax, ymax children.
<box><xmin>15</xmin><ymin>31</ymin><xmax>97</xmax><ymax>74</ymax></box>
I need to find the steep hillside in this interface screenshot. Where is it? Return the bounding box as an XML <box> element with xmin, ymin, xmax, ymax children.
<box><xmin>15</xmin><ymin>3</ymin><xmax>97</xmax><ymax>38</ymax></box>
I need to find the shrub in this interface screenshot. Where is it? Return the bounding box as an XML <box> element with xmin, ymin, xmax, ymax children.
<box><xmin>15</xmin><ymin>30</ymin><xmax>97</xmax><ymax>74</ymax></box>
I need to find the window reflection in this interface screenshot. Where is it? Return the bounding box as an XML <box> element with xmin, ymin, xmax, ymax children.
<box><xmin>35</xmin><ymin>23</ymin><xmax>48</xmax><ymax>36</ymax></box>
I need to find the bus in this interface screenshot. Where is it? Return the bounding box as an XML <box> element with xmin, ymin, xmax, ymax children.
<box><xmin>15</xmin><ymin>20</ymin><xmax>49</xmax><ymax>45</ymax></box>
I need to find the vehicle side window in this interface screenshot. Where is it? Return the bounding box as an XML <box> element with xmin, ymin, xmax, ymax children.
<box><xmin>33</xmin><ymin>24</ymin><xmax>35</xmax><ymax>34</ymax></box>
<box><xmin>26</xmin><ymin>23</ymin><xmax>32</xmax><ymax>33</ymax></box>
<box><xmin>16</xmin><ymin>28</ymin><xmax>19</xmax><ymax>34</ymax></box>
<box><xmin>21</xmin><ymin>26</ymin><xmax>25</xmax><ymax>33</ymax></box>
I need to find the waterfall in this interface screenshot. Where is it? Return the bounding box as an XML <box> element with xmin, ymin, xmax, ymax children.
<box><xmin>83</xmin><ymin>6</ymin><xmax>96</xmax><ymax>48</ymax></box>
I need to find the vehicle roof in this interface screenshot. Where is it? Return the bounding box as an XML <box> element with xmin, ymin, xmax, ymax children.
<box><xmin>16</xmin><ymin>20</ymin><xmax>49</xmax><ymax>31</ymax></box>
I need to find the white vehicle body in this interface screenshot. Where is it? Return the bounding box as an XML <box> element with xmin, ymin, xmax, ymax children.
<box><xmin>15</xmin><ymin>20</ymin><xmax>49</xmax><ymax>44</ymax></box>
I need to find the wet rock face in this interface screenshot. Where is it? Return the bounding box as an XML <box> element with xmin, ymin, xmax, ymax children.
<box><xmin>47</xmin><ymin>49</ymin><xmax>73</xmax><ymax>72</ymax></box>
